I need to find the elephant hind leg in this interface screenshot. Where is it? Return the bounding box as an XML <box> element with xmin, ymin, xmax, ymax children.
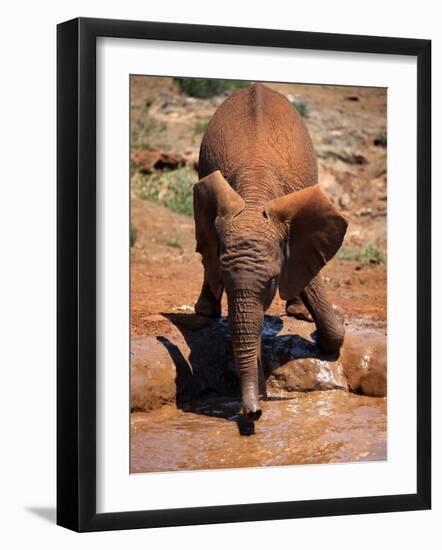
<box><xmin>300</xmin><ymin>277</ymin><xmax>345</xmax><ymax>354</ymax></box>
<box><xmin>195</xmin><ymin>282</ymin><xmax>222</xmax><ymax>317</ymax></box>
<box><xmin>286</xmin><ymin>296</ymin><xmax>313</xmax><ymax>322</ymax></box>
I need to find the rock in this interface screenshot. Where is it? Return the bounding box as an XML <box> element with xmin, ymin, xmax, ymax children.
<box><xmin>360</xmin><ymin>361</ymin><xmax>387</xmax><ymax>397</ymax></box>
<box><xmin>357</xmin><ymin>207</ymin><xmax>373</xmax><ymax>217</ymax></box>
<box><xmin>131</xmin><ymin>314</ymin><xmax>387</xmax><ymax>412</ymax></box>
<box><xmin>339</xmin><ymin>332</ymin><xmax>387</xmax><ymax>397</ymax></box>
<box><xmin>131</xmin><ymin>337</ymin><xmax>177</xmax><ymax>411</ymax></box>
<box><xmin>262</xmin><ymin>316</ymin><xmax>349</xmax><ymax>394</ymax></box>
<box><xmin>267</xmin><ymin>358</ymin><xmax>348</xmax><ymax>394</ymax></box>
<box><xmin>317</xmin><ymin>149</ymin><xmax>369</xmax><ymax>165</ymax></box>
<box><xmin>131</xmin><ymin>317</ymin><xmax>238</xmax><ymax>412</ymax></box>
<box><xmin>339</xmin><ymin>192</ymin><xmax>351</xmax><ymax>209</ymax></box>
<box><xmin>131</xmin><ymin>149</ymin><xmax>187</xmax><ymax>172</ymax></box>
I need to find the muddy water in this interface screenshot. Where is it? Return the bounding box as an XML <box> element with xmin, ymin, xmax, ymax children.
<box><xmin>131</xmin><ymin>390</ymin><xmax>386</xmax><ymax>473</ymax></box>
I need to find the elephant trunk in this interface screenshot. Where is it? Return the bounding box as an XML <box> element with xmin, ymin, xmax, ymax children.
<box><xmin>228</xmin><ymin>289</ymin><xmax>264</xmax><ymax>420</ymax></box>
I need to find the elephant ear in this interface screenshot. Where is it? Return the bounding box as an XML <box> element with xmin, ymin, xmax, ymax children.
<box><xmin>265</xmin><ymin>185</ymin><xmax>348</xmax><ymax>300</ymax></box>
<box><xmin>193</xmin><ymin>170</ymin><xmax>245</xmax><ymax>299</ymax></box>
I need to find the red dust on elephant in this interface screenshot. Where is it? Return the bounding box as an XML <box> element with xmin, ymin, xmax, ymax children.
<box><xmin>193</xmin><ymin>84</ymin><xmax>348</xmax><ymax>419</ymax></box>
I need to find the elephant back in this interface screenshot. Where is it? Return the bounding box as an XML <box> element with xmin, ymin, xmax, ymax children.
<box><xmin>198</xmin><ymin>83</ymin><xmax>318</xmax><ymax>195</ymax></box>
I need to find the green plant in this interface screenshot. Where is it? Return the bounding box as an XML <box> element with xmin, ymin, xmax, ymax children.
<box><xmin>156</xmin><ymin>143</ymin><xmax>172</xmax><ymax>152</ymax></box>
<box><xmin>166</xmin><ymin>230</ymin><xmax>183</xmax><ymax>249</ymax></box>
<box><xmin>131</xmin><ymin>171</ymin><xmax>162</xmax><ymax>203</ymax></box>
<box><xmin>131</xmin><ymin>167</ymin><xmax>195</xmax><ymax>216</ymax></box>
<box><xmin>337</xmin><ymin>243</ymin><xmax>386</xmax><ymax>265</ymax></box>
<box><xmin>174</xmin><ymin>78</ymin><xmax>249</xmax><ymax>99</ymax></box>
<box><xmin>130</xmin><ymin>224</ymin><xmax>137</xmax><ymax>247</ymax></box>
<box><xmin>374</xmin><ymin>131</ymin><xmax>387</xmax><ymax>147</ymax></box>
<box><xmin>292</xmin><ymin>99</ymin><xmax>309</xmax><ymax>118</ymax></box>
<box><xmin>131</xmin><ymin>117</ymin><xmax>166</xmax><ymax>150</ymax></box>
<box><xmin>193</xmin><ymin>120</ymin><xmax>209</xmax><ymax>135</ymax></box>
<box><xmin>363</xmin><ymin>243</ymin><xmax>386</xmax><ymax>265</ymax></box>
<box><xmin>164</xmin><ymin>171</ymin><xmax>194</xmax><ymax>216</ymax></box>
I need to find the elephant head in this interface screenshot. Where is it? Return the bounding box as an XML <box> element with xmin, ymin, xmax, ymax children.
<box><xmin>194</xmin><ymin>170</ymin><xmax>348</xmax><ymax>419</ymax></box>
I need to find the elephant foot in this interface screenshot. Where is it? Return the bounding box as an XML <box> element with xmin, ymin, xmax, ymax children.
<box><xmin>195</xmin><ymin>284</ymin><xmax>221</xmax><ymax>317</ymax></box>
<box><xmin>300</xmin><ymin>278</ymin><xmax>346</xmax><ymax>354</ymax></box>
<box><xmin>317</xmin><ymin>333</ymin><xmax>344</xmax><ymax>355</ymax></box>
<box><xmin>318</xmin><ymin>304</ymin><xmax>345</xmax><ymax>354</ymax></box>
<box><xmin>317</xmin><ymin>305</ymin><xmax>345</xmax><ymax>354</ymax></box>
<box><xmin>286</xmin><ymin>297</ymin><xmax>313</xmax><ymax>322</ymax></box>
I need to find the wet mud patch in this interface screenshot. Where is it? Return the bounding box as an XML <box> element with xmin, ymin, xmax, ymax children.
<box><xmin>131</xmin><ymin>391</ymin><xmax>386</xmax><ymax>473</ymax></box>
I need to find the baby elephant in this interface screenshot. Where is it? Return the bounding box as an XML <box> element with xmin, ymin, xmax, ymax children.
<box><xmin>193</xmin><ymin>83</ymin><xmax>348</xmax><ymax>420</ymax></box>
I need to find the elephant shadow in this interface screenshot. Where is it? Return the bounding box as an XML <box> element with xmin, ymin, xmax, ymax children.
<box><xmin>157</xmin><ymin>313</ymin><xmax>322</xmax><ymax>435</ymax></box>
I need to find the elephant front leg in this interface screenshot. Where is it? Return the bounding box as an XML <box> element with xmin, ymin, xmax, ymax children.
<box><xmin>300</xmin><ymin>277</ymin><xmax>345</xmax><ymax>354</ymax></box>
<box><xmin>195</xmin><ymin>280</ymin><xmax>222</xmax><ymax>317</ymax></box>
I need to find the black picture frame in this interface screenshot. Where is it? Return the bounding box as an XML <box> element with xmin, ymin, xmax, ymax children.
<box><xmin>57</xmin><ymin>17</ymin><xmax>431</xmax><ymax>532</ymax></box>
